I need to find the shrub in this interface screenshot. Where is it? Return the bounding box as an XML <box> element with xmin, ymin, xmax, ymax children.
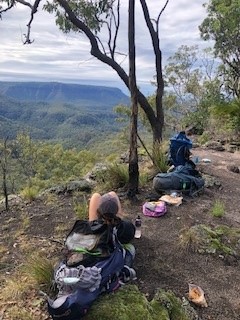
<box><xmin>20</xmin><ymin>186</ymin><xmax>39</xmax><ymax>202</ymax></box>
<box><xmin>73</xmin><ymin>195</ymin><xmax>89</xmax><ymax>220</ymax></box>
<box><xmin>197</xmin><ymin>131</ymin><xmax>210</xmax><ymax>145</ymax></box>
<box><xmin>178</xmin><ymin>227</ymin><xmax>203</xmax><ymax>252</ymax></box>
<box><xmin>96</xmin><ymin>163</ymin><xmax>129</xmax><ymax>190</ymax></box>
<box><xmin>152</xmin><ymin>142</ymin><xmax>169</xmax><ymax>173</ymax></box>
<box><xmin>24</xmin><ymin>254</ymin><xmax>55</xmax><ymax>294</ymax></box>
<box><xmin>210</xmin><ymin>199</ymin><xmax>225</xmax><ymax>217</ymax></box>
<box><xmin>139</xmin><ymin>171</ymin><xmax>150</xmax><ymax>187</ymax></box>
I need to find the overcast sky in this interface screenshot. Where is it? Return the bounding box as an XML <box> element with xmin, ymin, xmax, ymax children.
<box><xmin>0</xmin><ymin>0</ymin><xmax>209</xmax><ymax>95</ymax></box>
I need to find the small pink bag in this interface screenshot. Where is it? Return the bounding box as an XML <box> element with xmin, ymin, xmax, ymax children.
<box><xmin>142</xmin><ymin>200</ymin><xmax>167</xmax><ymax>217</ymax></box>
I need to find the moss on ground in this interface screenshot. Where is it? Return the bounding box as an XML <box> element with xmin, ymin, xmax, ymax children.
<box><xmin>85</xmin><ymin>285</ymin><xmax>199</xmax><ymax>320</ymax></box>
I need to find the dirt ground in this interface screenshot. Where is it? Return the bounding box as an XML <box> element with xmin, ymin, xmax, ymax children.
<box><xmin>1</xmin><ymin>146</ymin><xmax>240</xmax><ymax>319</ymax></box>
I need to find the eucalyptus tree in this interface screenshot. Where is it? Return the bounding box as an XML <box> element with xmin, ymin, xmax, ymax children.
<box><xmin>163</xmin><ymin>45</ymin><xmax>222</xmax><ymax>132</ymax></box>
<box><xmin>199</xmin><ymin>0</ymin><xmax>240</xmax><ymax>98</ymax></box>
<box><xmin>128</xmin><ymin>0</ymin><xmax>139</xmax><ymax>198</ymax></box>
<box><xmin>0</xmin><ymin>138</ymin><xmax>10</xmax><ymax>210</ymax></box>
<box><xmin>0</xmin><ymin>0</ymin><xmax>169</xmax><ymax>143</ymax></box>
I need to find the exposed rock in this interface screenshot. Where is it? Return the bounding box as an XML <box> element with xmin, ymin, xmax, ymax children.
<box><xmin>0</xmin><ymin>194</ymin><xmax>24</xmax><ymax>209</ymax></box>
<box><xmin>202</xmin><ymin>174</ymin><xmax>221</xmax><ymax>188</ymax></box>
<box><xmin>227</xmin><ymin>143</ymin><xmax>240</xmax><ymax>152</ymax></box>
<box><xmin>180</xmin><ymin>224</ymin><xmax>240</xmax><ymax>257</ymax></box>
<box><xmin>120</xmin><ymin>152</ymin><xmax>129</xmax><ymax>163</ymax></box>
<box><xmin>47</xmin><ymin>179</ymin><xmax>94</xmax><ymax>195</ymax></box>
<box><xmin>192</xmin><ymin>142</ymin><xmax>200</xmax><ymax>148</ymax></box>
<box><xmin>84</xmin><ymin>163</ymin><xmax>108</xmax><ymax>181</ymax></box>
<box><xmin>227</xmin><ymin>165</ymin><xmax>240</xmax><ymax>173</ymax></box>
<box><xmin>204</xmin><ymin>141</ymin><xmax>225</xmax><ymax>151</ymax></box>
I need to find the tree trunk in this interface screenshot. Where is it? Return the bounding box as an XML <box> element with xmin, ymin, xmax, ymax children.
<box><xmin>140</xmin><ymin>0</ymin><xmax>165</xmax><ymax>143</ymax></box>
<box><xmin>1</xmin><ymin>138</ymin><xmax>9</xmax><ymax>211</ymax></box>
<box><xmin>127</xmin><ymin>0</ymin><xmax>139</xmax><ymax>199</ymax></box>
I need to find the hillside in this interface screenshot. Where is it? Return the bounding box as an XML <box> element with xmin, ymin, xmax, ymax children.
<box><xmin>0</xmin><ymin>81</ymin><xmax>130</xmax><ymax>148</ymax></box>
<box><xmin>0</xmin><ymin>147</ymin><xmax>240</xmax><ymax>319</ymax></box>
<box><xmin>0</xmin><ymin>81</ymin><xmax>129</xmax><ymax>106</ymax></box>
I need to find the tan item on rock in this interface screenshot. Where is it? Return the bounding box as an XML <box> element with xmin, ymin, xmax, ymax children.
<box><xmin>188</xmin><ymin>283</ymin><xmax>208</xmax><ymax>307</ymax></box>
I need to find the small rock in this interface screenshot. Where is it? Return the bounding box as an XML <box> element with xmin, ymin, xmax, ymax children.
<box><xmin>204</xmin><ymin>141</ymin><xmax>225</xmax><ymax>151</ymax></box>
<box><xmin>227</xmin><ymin>165</ymin><xmax>240</xmax><ymax>174</ymax></box>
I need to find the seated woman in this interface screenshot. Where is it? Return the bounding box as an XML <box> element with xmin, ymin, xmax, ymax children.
<box><xmin>64</xmin><ymin>191</ymin><xmax>136</xmax><ymax>280</ymax></box>
<box><xmin>48</xmin><ymin>193</ymin><xmax>136</xmax><ymax>318</ymax></box>
<box><xmin>89</xmin><ymin>191</ymin><xmax>135</xmax><ymax>244</ymax></box>
<box><xmin>88</xmin><ymin>192</ymin><xmax>136</xmax><ymax>278</ymax></box>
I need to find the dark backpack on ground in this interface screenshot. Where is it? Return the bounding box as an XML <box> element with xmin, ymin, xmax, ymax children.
<box><xmin>64</xmin><ymin>220</ymin><xmax>114</xmax><ymax>268</ymax></box>
<box><xmin>48</xmin><ymin>231</ymin><xmax>125</xmax><ymax>320</ymax></box>
<box><xmin>169</xmin><ymin>131</ymin><xmax>192</xmax><ymax>167</ymax></box>
<box><xmin>153</xmin><ymin>162</ymin><xmax>204</xmax><ymax>196</ymax></box>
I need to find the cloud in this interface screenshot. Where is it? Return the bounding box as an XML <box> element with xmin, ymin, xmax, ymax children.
<box><xmin>0</xmin><ymin>0</ymin><xmax>208</xmax><ymax>95</ymax></box>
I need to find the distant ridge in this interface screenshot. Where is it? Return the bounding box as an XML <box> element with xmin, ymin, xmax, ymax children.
<box><xmin>0</xmin><ymin>81</ymin><xmax>129</xmax><ymax>148</ymax></box>
<box><xmin>0</xmin><ymin>81</ymin><xmax>129</xmax><ymax>106</ymax></box>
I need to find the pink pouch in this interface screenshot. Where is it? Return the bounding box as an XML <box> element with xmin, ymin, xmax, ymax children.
<box><xmin>142</xmin><ymin>201</ymin><xmax>167</xmax><ymax>217</ymax></box>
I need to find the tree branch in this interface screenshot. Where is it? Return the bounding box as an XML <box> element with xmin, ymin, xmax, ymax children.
<box><xmin>156</xmin><ymin>0</ymin><xmax>169</xmax><ymax>33</ymax></box>
<box><xmin>0</xmin><ymin>0</ymin><xmax>15</xmax><ymax>16</ymax></box>
<box><xmin>57</xmin><ymin>0</ymin><xmax>158</xmax><ymax>128</ymax></box>
<box><xmin>23</xmin><ymin>0</ymin><xmax>42</xmax><ymax>44</ymax></box>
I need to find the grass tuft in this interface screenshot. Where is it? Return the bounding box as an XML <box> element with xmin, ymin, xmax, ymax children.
<box><xmin>152</xmin><ymin>142</ymin><xmax>169</xmax><ymax>173</ymax></box>
<box><xmin>20</xmin><ymin>186</ymin><xmax>39</xmax><ymax>202</ymax></box>
<box><xmin>23</xmin><ymin>254</ymin><xmax>55</xmax><ymax>294</ymax></box>
<box><xmin>73</xmin><ymin>195</ymin><xmax>89</xmax><ymax>220</ymax></box>
<box><xmin>96</xmin><ymin>162</ymin><xmax>129</xmax><ymax>190</ymax></box>
<box><xmin>178</xmin><ymin>227</ymin><xmax>203</xmax><ymax>252</ymax></box>
<box><xmin>210</xmin><ymin>199</ymin><xmax>225</xmax><ymax>217</ymax></box>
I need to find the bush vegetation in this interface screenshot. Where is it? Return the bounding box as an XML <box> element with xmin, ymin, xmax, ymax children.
<box><xmin>210</xmin><ymin>199</ymin><xmax>225</xmax><ymax>218</ymax></box>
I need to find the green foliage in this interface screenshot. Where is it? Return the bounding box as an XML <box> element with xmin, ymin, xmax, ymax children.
<box><xmin>179</xmin><ymin>224</ymin><xmax>240</xmax><ymax>256</ymax></box>
<box><xmin>199</xmin><ymin>0</ymin><xmax>240</xmax><ymax>97</ymax></box>
<box><xmin>210</xmin><ymin>99</ymin><xmax>240</xmax><ymax>134</ymax></box>
<box><xmin>24</xmin><ymin>254</ymin><xmax>55</xmax><ymax>294</ymax></box>
<box><xmin>73</xmin><ymin>194</ymin><xmax>89</xmax><ymax>220</ymax></box>
<box><xmin>0</xmin><ymin>133</ymin><xmax>99</xmax><ymax>195</ymax></box>
<box><xmin>163</xmin><ymin>45</ymin><xmax>222</xmax><ymax>132</ymax></box>
<box><xmin>44</xmin><ymin>0</ymin><xmax>117</xmax><ymax>34</ymax></box>
<box><xmin>20</xmin><ymin>186</ymin><xmax>39</xmax><ymax>202</ymax></box>
<box><xmin>15</xmin><ymin>132</ymin><xmax>39</xmax><ymax>184</ymax></box>
<box><xmin>210</xmin><ymin>199</ymin><xmax>225</xmax><ymax>217</ymax></box>
<box><xmin>197</xmin><ymin>132</ymin><xmax>210</xmax><ymax>145</ymax></box>
<box><xmin>0</xmin><ymin>87</ymin><xmax>127</xmax><ymax>150</ymax></box>
<box><xmin>151</xmin><ymin>289</ymin><xmax>196</xmax><ymax>320</ymax></box>
<box><xmin>139</xmin><ymin>171</ymin><xmax>150</xmax><ymax>187</ymax></box>
<box><xmin>85</xmin><ymin>285</ymin><xmax>197</xmax><ymax>320</ymax></box>
<box><xmin>152</xmin><ymin>142</ymin><xmax>169</xmax><ymax>173</ymax></box>
<box><xmin>96</xmin><ymin>162</ymin><xmax>129</xmax><ymax>190</ymax></box>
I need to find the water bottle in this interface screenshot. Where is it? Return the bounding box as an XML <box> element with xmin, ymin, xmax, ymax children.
<box><xmin>134</xmin><ymin>215</ymin><xmax>142</xmax><ymax>239</ymax></box>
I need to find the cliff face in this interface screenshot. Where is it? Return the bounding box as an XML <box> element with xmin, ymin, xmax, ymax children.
<box><xmin>0</xmin><ymin>81</ymin><xmax>129</xmax><ymax>106</ymax></box>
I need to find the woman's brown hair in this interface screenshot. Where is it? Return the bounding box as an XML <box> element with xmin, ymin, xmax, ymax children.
<box><xmin>97</xmin><ymin>194</ymin><xmax>121</xmax><ymax>225</ymax></box>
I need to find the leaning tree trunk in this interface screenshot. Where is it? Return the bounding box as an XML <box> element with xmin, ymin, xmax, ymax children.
<box><xmin>58</xmin><ymin>0</ymin><xmax>163</xmax><ymax>144</ymax></box>
<box><xmin>127</xmin><ymin>0</ymin><xmax>139</xmax><ymax>199</ymax></box>
<box><xmin>140</xmin><ymin>0</ymin><xmax>166</xmax><ymax>143</ymax></box>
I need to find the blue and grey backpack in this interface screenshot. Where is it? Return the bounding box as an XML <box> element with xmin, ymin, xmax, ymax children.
<box><xmin>47</xmin><ymin>222</ymin><xmax>132</xmax><ymax>320</ymax></box>
<box><xmin>169</xmin><ymin>131</ymin><xmax>192</xmax><ymax>167</ymax></box>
